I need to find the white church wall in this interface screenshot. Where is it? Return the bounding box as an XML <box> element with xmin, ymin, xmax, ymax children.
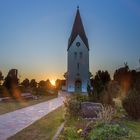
<box><xmin>67</xmin><ymin>35</ymin><xmax>90</xmax><ymax>93</ymax></box>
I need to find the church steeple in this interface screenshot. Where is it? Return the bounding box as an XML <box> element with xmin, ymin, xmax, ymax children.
<box><xmin>67</xmin><ymin>7</ymin><xmax>90</xmax><ymax>93</ymax></box>
<box><xmin>68</xmin><ymin>7</ymin><xmax>89</xmax><ymax>50</ymax></box>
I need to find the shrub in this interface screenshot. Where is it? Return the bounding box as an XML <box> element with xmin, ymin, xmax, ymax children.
<box><xmin>122</xmin><ymin>89</ymin><xmax>140</xmax><ymax>119</ymax></box>
<box><xmin>75</xmin><ymin>93</ymin><xmax>89</xmax><ymax>102</ymax></box>
<box><xmin>88</xmin><ymin>123</ymin><xmax>129</xmax><ymax>140</ymax></box>
<box><xmin>97</xmin><ymin>105</ymin><xmax>116</xmax><ymax>123</ymax></box>
<box><xmin>62</xmin><ymin>127</ymin><xmax>83</xmax><ymax>140</ymax></box>
<box><xmin>100</xmin><ymin>81</ymin><xmax>122</xmax><ymax>106</ymax></box>
<box><xmin>64</xmin><ymin>94</ymin><xmax>89</xmax><ymax>118</ymax></box>
<box><xmin>64</xmin><ymin>95</ymin><xmax>81</xmax><ymax>118</ymax></box>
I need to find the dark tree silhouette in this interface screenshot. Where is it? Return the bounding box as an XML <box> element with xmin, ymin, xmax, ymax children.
<box><xmin>134</xmin><ymin>72</ymin><xmax>140</xmax><ymax>91</ymax></box>
<box><xmin>113</xmin><ymin>63</ymin><xmax>132</xmax><ymax>93</ymax></box>
<box><xmin>21</xmin><ymin>78</ymin><xmax>30</xmax><ymax>88</ymax></box>
<box><xmin>37</xmin><ymin>80</ymin><xmax>47</xmax><ymax>95</ymax></box>
<box><xmin>38</xmin><ymin>80</ymin><xmax>46</xmax><ymax>88</ymax></box>
<box><xmin>30</xmin><ymin>79</ymin><xmax>37</xmax><ymax>88</ymax></box>
<box><xmin>0</xmin><ymin>71</ymin><xmax>4</xmax><ymax>85</ymax></box>
<box><xmin>92</xmin><ymin>70</ymin><xmax>111</xmax><ymax>99</ymax></box>
<box><xmin>55</xmin><ymin>79</ymin><xmax>62</xmax><ymax>90</ymax></box>
<box><xmin>3</xmin><ymin>69</ymin><xmax>19</xmax><ymax>90</ymax></box>
<box><xmin>3</xmin><ymin>69</ymin><xmax>19</xmax><ymax>96</ymax></box>
<box><xmin>114</xmin><ymin>63</ymin><xmax>130</xmax><ymax>84</ymax></box>
<box><xmin>46</xmin><ymin>79</ymin><xmax>51</xmax><ymax>88</ymax></box>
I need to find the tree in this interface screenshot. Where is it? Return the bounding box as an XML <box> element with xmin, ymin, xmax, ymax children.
<box><xmin>0</xmin><ymin>71</ymin><xmax>4</xmax><ymax>85</ymax></box>
<box><xmin>55</xmin><ymin>79</ymin><xmax>62</xmax><ymax>90</ymax></box>
<box><xmin>101</xmin><ymin>81</ymin><xmax>122</xmax><ymax>106</ymax></box>
<box><xmin>38</xmin><ymin>80</ymin><xmax>46</xmax><ymax>88</ymax></box>
<box><xmin>30</xmin><ymin>79</ymin><xmax>37</xmax><ymax>88</ymax></box>
<box><xmin>21</xmin><ymin>78</ymin><xmax>30</xmax><ymax>88</ymax></box>
<box><xmin>92</xmin><ymin>70</ymin><xmax>111</xmax><ymax>100</ymax></box>
<box><xmin>37</xmin><ymin>80</ymin><xmax>47</xmax><ymax>95</ymax></box>
<box><xmin>3</xmin><ymin>69</ymin><xmax>19</xmax><ymax>97</ymax></box>
<box><xmin>113</xmin><ymin>63</ymin><xmax>139</xmax><ymax>94</ymax></box>
<box><xmin>3</xmin><ymin>69</ymin><xmax>19</xmax><ymax>90</ymax></box>
<box><xmin>113</xmin><ymin>63</ymin><xmax>130</xmax><ymax>85</ymax></box>
<box><xmin>46</xmin><ymin>79</ymin><xmax>51</xmax><ymax>89</ymax></box>
<box><xmin>122</xmin><ymin>88</ymin><xmax>140</xmax><ymax>119</ymax></box>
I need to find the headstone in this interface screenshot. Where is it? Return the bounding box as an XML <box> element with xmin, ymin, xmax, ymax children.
<box><xmin>81</xmin><ymin>102</ymin><xmax>103</xmax><ymax>119</ymax></box>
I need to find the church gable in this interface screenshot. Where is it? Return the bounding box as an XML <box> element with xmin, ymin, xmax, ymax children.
<box><xmin>68</xmin><ymin>35</ymin><xmax>88</xmax><ymax>52</ymax></box>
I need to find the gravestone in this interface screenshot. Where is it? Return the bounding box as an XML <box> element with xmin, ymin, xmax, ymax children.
<box><xmin>81</xmin><ymin>102</ymin><xmax>103</xmax><ymax>119</ymax></box>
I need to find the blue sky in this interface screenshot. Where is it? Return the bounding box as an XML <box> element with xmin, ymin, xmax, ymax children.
<box><xmin>0</xmin><ymin>0</ymin><xmax>140</xmax><ymax>81</ymax></box>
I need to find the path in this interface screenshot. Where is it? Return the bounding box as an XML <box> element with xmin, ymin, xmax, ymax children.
<box><xmin>0</xmin><ymin>96</ymin><xmax>65</xmax><ymax>140</ymax></box>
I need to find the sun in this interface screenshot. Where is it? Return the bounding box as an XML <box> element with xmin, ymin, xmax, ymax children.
<box><xmin>50</xmin><ymin>80</ymin><xmax>55</xmax><ymax>86</ymax></box>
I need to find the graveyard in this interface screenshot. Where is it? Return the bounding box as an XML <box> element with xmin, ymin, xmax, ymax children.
<box><xmin>0</xmin><ymin>1</ymin><xmax>140</xmax><ymax>140</ymax></box>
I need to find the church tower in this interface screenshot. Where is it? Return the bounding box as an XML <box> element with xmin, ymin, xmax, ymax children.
<box><xmin>66</xmin><ymin>7</ymin><xmax>90</xmax><ymax>93</ymax></box>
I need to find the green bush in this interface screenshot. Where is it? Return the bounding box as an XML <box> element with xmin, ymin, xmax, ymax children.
<box><xmin>75</xmin><ymin>93</ymin><xmax>89</xmax><ymax>102</ymax></box>
<box><xmin>64</xmin><ymin>96</ymin><xmax>81</xmax><ymax>118</ymax></box>
<box><xmin>64</xmin><ymin>94</ymin><xmax>89</xmax><ymax>118</ymax></box>
<box><xmin>100</xmin><ymin>81</ymin><xmax>122</xmax><ymax>106</ymax></box>
<box><xmin>122</xmin><ymin>89</ymin><xmax>140</xmax><ymax>119</ymax></box>
<box><xmin>88</xmin><ymin>123</ymin><xmax>129</xmax><ymax>140</ymax></box>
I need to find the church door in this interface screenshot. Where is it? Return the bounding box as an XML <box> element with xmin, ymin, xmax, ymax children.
<box><xmin>75</xmin><ymin>80</ymin><xmax>82</xmax><ymax>92</ymax></box>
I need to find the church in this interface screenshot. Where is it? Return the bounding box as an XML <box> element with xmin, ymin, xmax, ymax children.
<box><xmin>66</xmin><ymin>7</ymin><xmax>90</xmax><ymax>93</ymax></box>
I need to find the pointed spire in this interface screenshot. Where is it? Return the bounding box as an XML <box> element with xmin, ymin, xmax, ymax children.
<box><xmin>77</xmin><ymin>5</ymin><xmax>79</xmax><ymax>9</ymax></box>
<box><xmin>68</xmin><ymin>7</ymin><xmax>89</xmax><ymax>50</ymax></box>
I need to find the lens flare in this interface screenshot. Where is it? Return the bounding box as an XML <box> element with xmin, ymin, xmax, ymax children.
<box><xmin>50</xmin><ymin>80</ymin><xmax>55</xmax><ymax>86</ymax></box>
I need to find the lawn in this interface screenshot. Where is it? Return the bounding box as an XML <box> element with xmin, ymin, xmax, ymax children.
<box><xmin>124</xmin><ymin>120</ymin><xmax>140</xmax><ymax>140</ymax></box>
<box><xmin>8</xmin><ymin>106</ymin><xmax>64</xmax><ymax>140</ymax></box>
<box><xmin>0</xmin><ymin>94</ymin><xmax>57</xmax><ymax>115</ymax></box>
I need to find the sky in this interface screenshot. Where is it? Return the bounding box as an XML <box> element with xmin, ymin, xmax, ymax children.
<box><xmin>0</xmin><ymin>0</ymin><xmax>140</xmax><ymax>82</ymax></box>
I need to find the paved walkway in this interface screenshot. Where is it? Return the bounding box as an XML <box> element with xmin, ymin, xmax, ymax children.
<box><xmin>0</xmin><ymin>96</ymin><xmax>65</xmax><ymax>140</ymax></box>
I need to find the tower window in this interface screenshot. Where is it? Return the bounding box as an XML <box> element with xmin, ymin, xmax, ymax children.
<box><xmin>77</xmin><ymin>63</ymin><xmax>79</xmax><ymax>70</ymax></box>
<box><xmin>80</xmin><ymin>52</ymin><xmax>83</xmax><ymax>59</ymax></box>
<box><xmin>74</xmin><ymin>52</ymin><xmax>77</xmax><ymax>59</ymax></box>
<box><xmin>77</xmin><ymin>73</ymin><xmax>80</xmax><ymax>76</ymax></box>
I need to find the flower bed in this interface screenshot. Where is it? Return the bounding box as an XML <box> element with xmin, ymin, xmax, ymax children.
<box><xmin>58</xmin><ymin>94</ymin><xmax>140</xmax><ymax>140</ymax></box>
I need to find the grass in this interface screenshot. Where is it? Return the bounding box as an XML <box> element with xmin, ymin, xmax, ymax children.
<box><xmin>8</xmin><ymin>106</ymin><xmax>64</xmax><ymax>140</ymax></box>
<box><xmin>66</xmin><ymin>117</ymin><xmax>89</xmax><ymax>130</ymax></box>
<box><xmin>0</xmin><ymin>94</ymin><xmax>57</xmax><ymax>115</ymax></box>
<box><xmin>124</xmin><ymin>120</ymin><xmax>140</xmax><ymax>140</ymax></box>
<box><xmin>59</xmin><ymin>118</ymin><xmax>140</xmax><ymax>140</ymax></box>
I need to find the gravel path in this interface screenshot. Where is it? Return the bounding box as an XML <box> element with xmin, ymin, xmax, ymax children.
<box><xmin>0</xmin><ymin>96</ymin><xmax>64</xmax><ymax>140</ymax></box>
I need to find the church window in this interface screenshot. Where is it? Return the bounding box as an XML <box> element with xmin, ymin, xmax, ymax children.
<box><xmin>77</xmin><ymin>63</ymin><xmax>79</xmax><ymax>70</ymax></box>
<box><xmin>80</xmin><ymin>52</ymin><xmax>83</xmax><ymax>59</ymax></box>
<box><xmin>77</xmin><ymin>73</ymin><xmax>80</xmax><ymax>76</ymax></box>
<box><xmin>74</xmin><ymin>52</ymin><xmax>77</xmax><ymax>59</ymax></box>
